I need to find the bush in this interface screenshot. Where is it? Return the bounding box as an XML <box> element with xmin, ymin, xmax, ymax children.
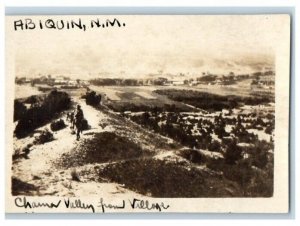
<box><xmin>14</xmin><ymin>90</ymin><xmax>71</xmax><ymax>138</ymax></box>
<box><xmin>34</xmin><ymin>129</ymin><xmax>54</xmax><ymax>144</ymax></box>
<box><xmin>14</xmin><ymin>100</ymin><xmax>27</xmax><ymax>122</ymax></box>
<box><xmin>208</xmin><ymin>140</ymin><xmax>222</xmax><ymax>152</ymax></box>
<box><xmin>250</xmin><ymin>140</ymin><xmax>273</xmax><ymax>169</ymax></box>
<box><xmin>224</xmin><ymin>139</ymin><xmax>242</xmax><ymax>165</ymax></box>
<box><xmin>85</xmin><ymin>91</ymin><xmax>101</xmax><ymax>106</ymax></box>
<box><xmin>50</xmin><ymin>119</ymin><xmax>66</xmax><ymax>131</ymax></box>
<box><xmin>70</xmin><ymin>169</ymin><xmax>80</xmax><ymax>182</ymax></box>
<box><xmin>265</xmin><ymin>124</ymin><xmax>274</xmax><ymax>135</ymax></box>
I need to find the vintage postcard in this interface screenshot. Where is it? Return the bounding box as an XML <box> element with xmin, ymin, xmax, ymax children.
<box><xmin>5</xmin><ymin>15</ymin><xmax>290</xmax><ymax>213</ymax></box>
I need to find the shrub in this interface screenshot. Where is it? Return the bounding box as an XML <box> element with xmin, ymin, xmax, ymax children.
<box><xmin>250</xmin><ymin>140</ymin><xmax>273</xmax><ymax>169</ymax></box>
<box><xmin>14</xmin><ymin>90</ymin><xmax>71</xmax><ymax>138</ymax></box>
<box><xmin>50</xmin><ymin>119</ymin><xmax>66</xmax><ymax>131</ymax></box>
<box><xmin>70</xmin><ymin>169</ymin><xmax>80</xmax><ymax>182</ymax></box>
<box><xmin>34</xmin><ymin>129</ymin><xmax>54</xmax><ymax>144</ymax></box>
<box><xmin>14</xmin><ymin>100</ymin><xmax>27</xmax><ymax>122</ymax></box>
<box><xmin>224</xmin><ymin>139</ymin><xmax>242</xmax><ymax>165</ymax></box>
<box><xmin>265</xmin><ymin>124</ymin><xmax>274</xmax><ymax>135</ymax></box>
<box><xmin>214</xmin><ymin>124</ymin><xmax>228</xmax><ymax>139</ymax></box>
<box><xmin>208</xmin><ymin>140</ymin><xmax>222</xmax><ymax>152</ymax></box>
<box><xmin>85</xmin><ymin>91</ymin><xmax>101</xmax><ymax>106</ymax></box>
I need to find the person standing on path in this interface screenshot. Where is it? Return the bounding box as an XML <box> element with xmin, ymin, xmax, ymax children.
<box><xmin>74</xmin><ymin>105</ymin><xmax>84</xmax><ymax>140</ymax></box>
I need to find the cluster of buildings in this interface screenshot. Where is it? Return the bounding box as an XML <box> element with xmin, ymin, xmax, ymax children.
<box><xmin>16</xmin><ymin>70</ymin><xmax>275</xmax><ymax>89</ymax></box>
<box><xmin>15</xmin><ymin>75</ymin><xmax>90</xmax><ymax>88</ymax></box>
<box><xmin>250</xmin><ymin>71</ymin><xmax>275</xmax><ymax>89</ymax></box>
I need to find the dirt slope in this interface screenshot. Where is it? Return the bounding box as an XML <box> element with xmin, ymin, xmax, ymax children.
<box><xmin>12</xmin><ymin>97</ymin><xmax>184</xmax><ymax>197</ymax></box>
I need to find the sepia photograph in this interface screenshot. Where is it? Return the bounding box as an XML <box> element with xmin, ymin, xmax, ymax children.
<box><xmin>5</xmin><ymin>15</ymin><xmax>290</xmax><ymax>213</ymax></box>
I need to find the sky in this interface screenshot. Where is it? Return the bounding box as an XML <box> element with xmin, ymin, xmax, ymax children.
<box><xmin>7</xmin><ymin>15</ymin><xmax>283</xmax><ymax>79</ymax></box>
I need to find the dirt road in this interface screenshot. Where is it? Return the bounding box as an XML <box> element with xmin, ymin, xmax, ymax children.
<box><xmin>12</xmin><ymin>97</ymin><xmax>144</xmax><ymax>198</ymax></box>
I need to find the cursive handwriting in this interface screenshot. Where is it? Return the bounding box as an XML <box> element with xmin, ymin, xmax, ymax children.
<box><xmin>129</xmin><ymin>198</ymin><xmax>170</xmax><ymax>211</ymax></box>
<box><xmin>15</xmin><ymin>197</ymin><xmax>61</xmax><ymax>209</ymax></box>
<box><xmin>98</xmin><ymin>198</ymin><xmax>170</xmax><ymax>213</ymax></box>
<box><xmin>14</xmin><ymin>197</ymin><xmax>170</xmax><ymax>213</ymax></box>
<box><xmin>98</xmin><ymin>198</ymin><xmax>125</xmax><ymax>213</ymax></box>
<box><xmin>14</xmin><ymin>197</ymin><xmax>95</xmax><ymax>213</ymax></box>
<box><xmin>64</xmin><ymin>198</ymin><xmax>95</xmax><ymax>213</ymax></box>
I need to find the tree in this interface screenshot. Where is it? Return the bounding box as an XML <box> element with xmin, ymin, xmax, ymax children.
<box><xmin>224</xmin><ymin>139</ymin><xmax>242</xmax><ymax>164</ymax></box>
<box><xmin>85</xmin><ymin>91</ymin><xmax>101</xmax><ymax>106</ymax></box>
<box><xmin>14</xmin><ymin>100</ymin><xmax>27</xmax><ymax>122</ymax></box>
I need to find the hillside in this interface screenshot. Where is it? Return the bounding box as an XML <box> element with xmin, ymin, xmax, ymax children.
<box><xmin>12</xmin><ymin>96</ymin><xmax>245</xmax><ymax>198</ymax></box>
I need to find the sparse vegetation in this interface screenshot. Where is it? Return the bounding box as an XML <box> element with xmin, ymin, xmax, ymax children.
<box><xmin>119</xmin><ymin>94</ymin><xmax>274</xmax><ymax>197</ymax></box>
